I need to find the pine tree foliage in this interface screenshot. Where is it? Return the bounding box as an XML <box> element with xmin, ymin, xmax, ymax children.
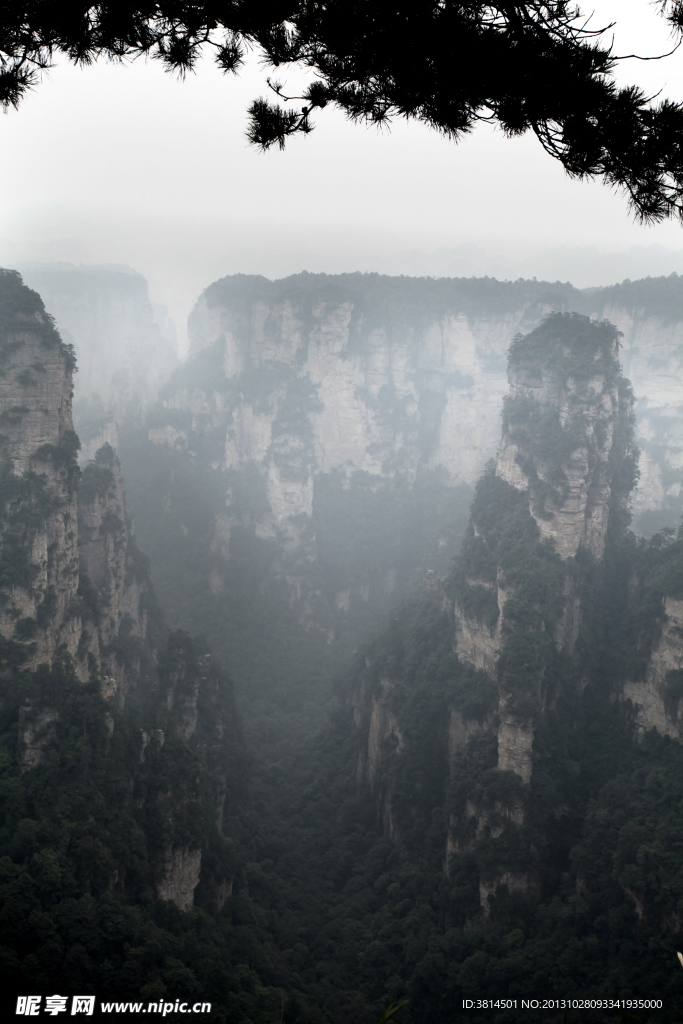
<box><xmin>3</xmin><ymin>3</ymin><xmax>683</xmax><ymax>220</ymax></box>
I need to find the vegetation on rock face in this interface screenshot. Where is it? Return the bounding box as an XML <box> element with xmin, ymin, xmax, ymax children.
<box><xmin>33</xmin><ymin>429</ymin><xmax>82</xmax><ymax>495</ymax></box>
<box><xmin>502</xmin><ymin>313</ymin><xmax>635</xmax><ymax>512</ymax></box>
<box><xmin>507</xmin><ymin>311</ymin><xmax>622</xmax><ymax>383</ymax></box>
<box><xmin>78</xmin><ymin>442</ymin><xmax>165</xmax><ymax>666</ymax></box>
<box><xmin>209</xmin><ymin>482</ymin><xmax>683</xmax><ymax>1023</ymax></box>
<box><xmin>0</xmin><ymin>268</ymin><xmax>76</xmax><ymax>371</ymax></box>
<box><xmin>193</xmin><ymin>273</ymin><xmax>593</xmax><ymax>352</ymax></box>
<box><xmin>104</xmin><ymin>309</ymin><xmax>683</xmax><ymax>1022</ymax></box>
<box><xmin>0</xmin><ymin>463</ymin><xmax>58</xmax><ymax>595</ymax></box>
<box><xmin>453</xmin><ymin>464</ymin><xmax>570</xmax><ymax>723</ymax></box>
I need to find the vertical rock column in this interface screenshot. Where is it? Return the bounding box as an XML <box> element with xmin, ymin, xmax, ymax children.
<box><xmin>453</xmin><ymin>313</ymin><xmax>637</xmax><ymax>783</ymax></box>
<box><xmin>0</xmin><ymin>269</ymin><xmax>83</xmax><ymax>671</ymax></box>
<box><xmin>78</xmin><ymin>443</ymin><xmax>156</xmax><ymax>709</ymax></box>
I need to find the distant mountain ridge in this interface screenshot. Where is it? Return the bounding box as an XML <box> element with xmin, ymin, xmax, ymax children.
<box><xmin>373</xmin><ymin>242</ymin><xmax>683</xmax><ymax>288</ymax></box>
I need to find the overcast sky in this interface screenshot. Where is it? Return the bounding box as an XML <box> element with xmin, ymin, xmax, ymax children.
<box><xmin>2</xmin><ymin>1</ymin><xmax>683</xmax><ymax>349</ymax></box>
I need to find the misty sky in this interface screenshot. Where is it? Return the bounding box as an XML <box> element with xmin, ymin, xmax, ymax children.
<box><xmin>2</xmin><ymin>0</ymin><xmax>683</xmax><ymax>350</ymax></box>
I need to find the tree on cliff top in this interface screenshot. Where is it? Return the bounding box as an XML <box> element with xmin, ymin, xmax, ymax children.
<box><xmin>3</xmin><ymin>2</ymin><xmax>683</xmax><ymax>223</ymax></box>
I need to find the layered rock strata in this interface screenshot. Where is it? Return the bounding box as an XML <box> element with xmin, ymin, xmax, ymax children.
<box><xmin>0</xmin><ymin>270</ymin><xmax>159</xmax><ymax>756</ymax></box>
<box><xmin>145</xmin><ymin>275</ymin><xmax>571</xmax><ymax>626</ymax></box>
<box><xmin>339</xmin><ymin>316</ymin><xmax>642</xmax><ymax>917</ymax></box>
<box><xmin>15</xmin><ymin>269</ymin><xmax>683</xmax><ymax>545</ymax></box>
<box><xmin>346</xmin><ymin>314</ymin><xmax>638</xmax><ymax>882</ymax></box>
<box><xmin>131</xmin><ymin>275</ymin><xmax>683</xmax><ymax>743</ymax></box>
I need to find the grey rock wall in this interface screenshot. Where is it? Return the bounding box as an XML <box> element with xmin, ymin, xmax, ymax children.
<box><xmin>623</xmin><ymin>597</ymin><xmax>683</xmax><ymax>741</ymax></box>
<box><xmin>454</xmin><ymin>314</ymin><xmax>636</xmax><ymax>784</ymax></box>
<box><xmin>177</xmin><ymin>273</ymin><xmax>683</xmax><ymax>559</ymax></box>
<box><xmin>0</xmin><ymin>272</ymin><xmax>83</xmax><ymax>672</ymax></box>
<box><xmin>78</xmin><ymin>443</ymin><xmax>155</xmax><ymax>709</ymax></box>
<box><xmin>182</xmin><ymin>277</ymin><xmax>559</xmax><ymax>541</ymax></box>
<box><xmin>157</xmin><ymin>847</ymin><xmax>202</xmax><ymax>911</ymax></box>
<box><xmin>0</xmin><ymin>270</ymin><xmax>242</xmax><ymax>917</ymax></box>
<box><xmin>14</xmin><ymin>263</ymin><xmax>178</xmax><ymax>461</ymax></box>
<box><xmin>495</xmin><ymin>332</ymin><xmax>624</xmax><ymax>561</ymax></box>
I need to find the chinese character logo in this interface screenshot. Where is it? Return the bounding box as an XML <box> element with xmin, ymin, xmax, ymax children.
<box><xmin>16</xmin><ymin>997</ymin><xmax>41</xmax><ymax>1016</ymax></box>
<box><xmin>71</xmin><ymin>997</ymin><xmax>95</xmax><ymax>1016</ymax></box>
<box><xmin>45</xmin><ymin>996</ymin><xmax>69</xmax><ymax>1016</ymax></box>
<box><xmin>16</xmin><ymin>994</ymin><xmax>97</xmax><ymax>1016</ymax></box>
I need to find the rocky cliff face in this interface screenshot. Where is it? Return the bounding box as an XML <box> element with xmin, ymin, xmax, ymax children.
<box><xmin>453</xmin><ymin>574</ymin><xmax>505</xmax><ymax>677</ymax></box>
<box><xmin>454</xmin><ymin>313</ymin><xmax>636</xmax><ymax>784</ymax></box>
<box><xmin>336</xmin><ymin>312</ymin><xmax>652</xmax><ymax>928</ymax></box>
<box><xmin>623</xmin><ymin>596</ymin><xmax>683</xmax><ymax>740</ymax></box>
<box><xmin>0</xmin><ymin>268</ymin><xmax>157</xmax><ymax>754</ymax></box>
<box><xmin>184</xmin><ymin>275</ymin><xmax>535</xmax><ymax>502</ymax></box>
<box><xmin>78</xmin><ymin>443</ymin><xmax>157</xmax><ymax>710</ymax></box>
<box><xmin>496</xmin><ymin>316</ymin><xmax>626</xmax><ymax>561</ymax></box>
<box><xmin>356</xmin><ymin>678</ymin><xmax>405</xmax><ymax>794</ymax></box>
<box><xmin>591</xmin><ymin>278</ymin><xmax>683</xmax><ymax>535</ymax></box>
<box><xmin>127</xmin><ymin>275</ymin><xmax>683</xmax><ymax>726</ymax></box>
<box><xmin>0</xmin><ymin>270</ymin><xmax>243</xmax><ymax>916</ymax></box>
<box><xmin>346</xmin><ymin>312</ymin><xmax>638</xmax><ymax>900</ymax></box>
<box><xmin>157</xmin><ymin>847</ymin><xmax>202</xmax><ymax>911</ymax></box>
<box><xmin>157</xmin><ymin>629</ymin><xmax>244</xmax><ymax>840</ymax></box>
<box><xmin>128</xmin><ymin>278</ymin><xmax>587</xmax><ymax>711</ymax></box>
<box><xmin>15</xmin><ymin>263</ymin><xmax>178</xmax><ymax>463</ymax></box>
<box><xmin>0</xmin><ymin>269</ymin><xmax>83</xmax><ymax>673</ymax></box>
<box><xmin>176</xmin><ymin>273</ymin><xmax>683</xmax><ymax>552</ymax></box>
